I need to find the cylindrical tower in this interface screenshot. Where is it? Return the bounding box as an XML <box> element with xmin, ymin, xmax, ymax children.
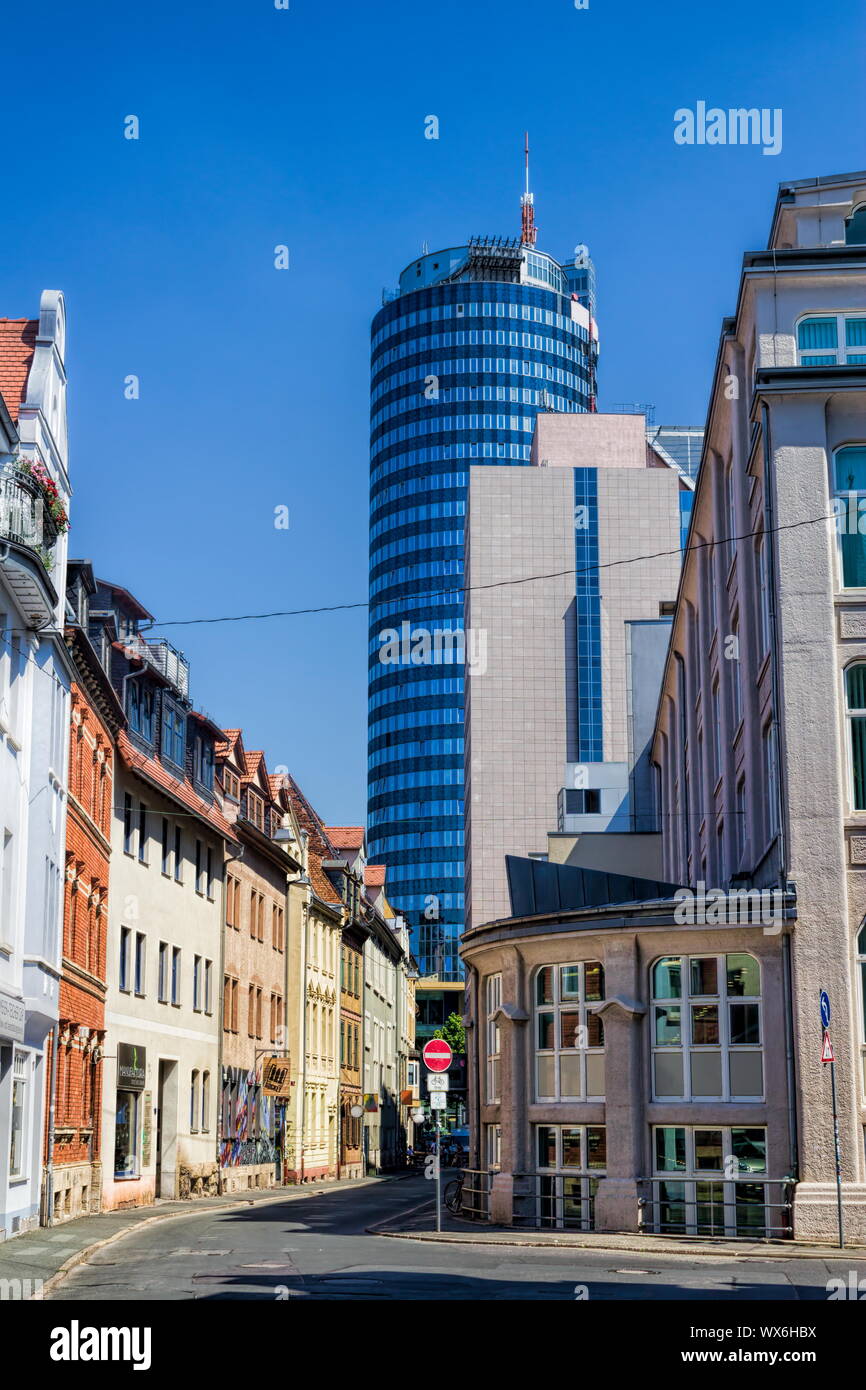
<box><xmin>367</xmin><ymin>239</ymin><xmax>599</xmax><ymax>984</ymax></box>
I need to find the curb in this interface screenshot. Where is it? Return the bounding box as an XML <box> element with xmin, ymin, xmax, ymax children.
<box><xmin>370</xmin><ymin>1222</ymin><xmax>866</xmax><ymax>1261</ymax></box>
<box><xmin>35</xmin><ymin>1173</ymin><xmax>413</xmax><ymax>1300</ymax></box>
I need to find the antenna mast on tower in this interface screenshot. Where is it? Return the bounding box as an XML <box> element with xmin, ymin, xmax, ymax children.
<box><xmin>520</xmin><ymin>131</ymin><xmax>537</xmax><ymax>247</ymax></box>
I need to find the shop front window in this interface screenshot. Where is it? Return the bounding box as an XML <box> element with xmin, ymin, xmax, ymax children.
<box><xmin>9</xmin><ymin>1050</ymin><xmax>27</xmax><ymax>1179</ymax></box>
<box><xmin>115</xmin><ymin>1090</ymin><xmax>140</xmax><ymax>1178</ymax></box>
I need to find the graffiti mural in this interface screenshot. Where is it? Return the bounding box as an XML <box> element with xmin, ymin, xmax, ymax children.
<box><xmin>219</xmin><ymin>1066</ymin><xmax>279</xmax><ymax>1168</ymax></box>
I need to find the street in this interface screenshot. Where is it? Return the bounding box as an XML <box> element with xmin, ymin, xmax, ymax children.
<box><xmin>46</xmin><ymin>1177</ymin><xmax>866</xmax><ymax>1302</ymax></box>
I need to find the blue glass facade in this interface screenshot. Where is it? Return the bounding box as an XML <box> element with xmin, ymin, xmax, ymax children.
<box><xmin>573</xmin><ymin>468</ymin><xmax>603</xmax><ymax>762</ymax></box>
<box><xmin>367</xmin><ymin>243</ymin><xmax>598</xmax><ymax>979</ymax></box>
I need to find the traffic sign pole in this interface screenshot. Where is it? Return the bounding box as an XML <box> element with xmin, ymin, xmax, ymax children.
<box><xmin>435</xmin><ymin>1112</ymin><xmax>442</xmax><ymax>1233</ymax></box>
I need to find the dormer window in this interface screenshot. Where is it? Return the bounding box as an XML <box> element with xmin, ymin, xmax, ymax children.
<box><xmin>845</xmin><ymin>205</ymin><xmax>866</xmax><ymax>246</ymax></box>
<box><xmin>162</xmin><ymin>698</ymin><xmax>186</xmax><ymax>769</ymax></box>
<box><xmin>223</xmin><ymin>769</ymin><xmax>240</xmax><ymax>801</ymax></box>
<box><xmin>128</xmin><ymin>682</ymin><xmax>155</xmax><ymax>742</ymax></box>
<box><xmin>246</xmin><ymin>791</ymin><xmax>264</xmax><ymax>831</ymax></box>
<box><xmin>193</xmin><ymin>735</ymin><xmax>214</xmax><ymax>791</ymax></box>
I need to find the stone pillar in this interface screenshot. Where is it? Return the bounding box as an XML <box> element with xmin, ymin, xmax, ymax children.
<box><xmin>488</xmin><ymin>946</ymin><xmax>528</xmax><ymax>1226</ymax></box>
<box><xmin>592</xmin><ymin>935</ymin><xmax>646</xmax><ymax>1233</ymax></box>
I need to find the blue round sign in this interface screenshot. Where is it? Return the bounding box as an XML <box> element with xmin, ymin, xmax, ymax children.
<box><xmin>820</xmin><ymin>990</ymin><xmax>831</xmax><ymax>1029</ymax></box>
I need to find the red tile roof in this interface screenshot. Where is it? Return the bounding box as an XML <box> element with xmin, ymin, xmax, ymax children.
<box><xmin>0</xmin><ymin>319</ymin><xmax>37</xmax><ymax>422</ymax></box>
<box><xmin>308</xmin><ymin>845</ymin><xmax>343</xmax><ymax>907</ymax></box>
<box><xmin>117</xmin><ymin>730</ymin><xmax>238</xmax><ymax>842</ymax></box>
<box><xmin>364</xmin><ymin>865</ymin><xmax>386</xmax><ymax>887</ymax></box>
<box><xmin>327</xmin><ymin>826</ymin><xmax>365</xmax><ymax>850</ymax></box>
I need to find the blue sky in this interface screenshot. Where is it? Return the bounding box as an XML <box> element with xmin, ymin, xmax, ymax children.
<box><xmin>2</xmin><ymin>0</ymin><xmax>863</xmax><ymax>822</ymax></box>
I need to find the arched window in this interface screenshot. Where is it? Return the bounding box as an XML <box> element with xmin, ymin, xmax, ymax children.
<box><xmin>845</xmin><ymin>204</ymin><xmax>866</xmax><ymax>245</ymax></box>
<box><xmin>533</xmin><ymin>962</ymin><xmax>605</xmax><ymax>1101</ymax></box>
<box><xmin>846</xmin><ymin>665</ymin><xmax>866</xmax><ymax>810</ymax></box>
<box><xmin>651</xmin><ymin>953</ymin><xmax>763</xmax><ymax>1100</ymax></box>
<box><xmin>834</xmin><ymin>447</ymin><xmax>866</xmax><ymax>588</ymax></box>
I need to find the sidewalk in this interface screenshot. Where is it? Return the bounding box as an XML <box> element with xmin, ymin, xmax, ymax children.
<box><xmin>371</xmin><ymin>1197</ymin><xmax>866</xmax><ymax>1261</ymax></box>
<box><xmin>0</xmin><ymin>1174</ymin><xmax>407</xmax><ymax>1298</ymax></box>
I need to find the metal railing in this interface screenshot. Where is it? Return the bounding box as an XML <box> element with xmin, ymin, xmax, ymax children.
<box><xmin>512</xmin><ymin>1172</ymin><xmax>599</xmax><ymax>1231</ymax></box>
<box><xmin>0</xmin><ymin>466</ymin><xmax>59</xmax><ymax>567</ymax></box>
<box><xmin>121</xmin><ymin>631</ymin><xmax>190</xmax><ymax>697</ymax></box>
<box><xmin>639</xmin><ymin>1178</ymin><xmax>794</xmax><ymax>1240</ymax></box>
<box><xmin>453</xmin><ymin>1167</ymin><xmax>492</xmax><ymax>1221</ymax></box>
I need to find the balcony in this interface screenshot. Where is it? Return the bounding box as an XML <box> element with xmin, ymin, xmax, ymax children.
<box><xmin>0</xmin><ymin>466</ymin><xmax>59</xmax><ymax>626</ymax></box>
<box><xmin>123</xmin><ymin>632</ymin><xmax>190</xmax><ymax>697</ymax></box>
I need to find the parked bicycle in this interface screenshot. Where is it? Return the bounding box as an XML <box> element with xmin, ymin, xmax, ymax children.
<box><xmin>444</xmin><ymin>1171</ymin><xmax>464</xmax><ymax>1215</ymax></box>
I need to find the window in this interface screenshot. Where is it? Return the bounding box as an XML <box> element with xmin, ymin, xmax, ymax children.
<box><xmin>563</xmin><ymin>788</ymin><xmax>601</xmax><ymax>814</ymax></box>
<box><xmin>201</xmin><ymin>1071</ymin><xmax>210</xmax><ymax>1132</ymax></box>
<box><xmin>534</xmin><ymin>962</ymin><xmax>605</xmax><ymax>1101</ymax></box>
<box><xmin>174</xmin><ymin>827</ymin><xmax>183</xmax><ymax>883</ymax></box>
<box><xmin>158</xmin><ymin>942</ymin><xmax>169</xmax><ymax>1002</ymax></box>
<box><xmin>797</xmin><ymin>313</ymin><xmax>866</xmax><ymax>366</ymax></box>
<box><xmin>9</xmin><ymin>1050</ymin><xmax>27</xmax><ymax>1178</ymax></box>
<box><xmin>123</xmin><ymin>793</ymin><xmax>134</xmax><ymax>855</ymax></box>
<box><xmin>846</xmin><ymin>664</ymin><xmax>866</xmax><ymax>811</ymax></box>
<box><xmin>127</xmin><ymin>683</ymin><xmax>154</xmax><ymax>742</ymax></box>
<box><xmin>195</xmin><ymin>840</ymin><xmax>203</xmax><ymax>895</ymax></box>
<box><xmin>138</xmin><ymin>802</ymin><xmax>147</xmax><ymax>863</ymax></box>
<box><xmin>651</xmin><ymin>954</ymin><xmax>763</xmax><ymax>1101</ymax></box>
<box><xmin>846</xmin><ymin>205</ymin><xmax>866</xmax><ymax>245</ymax></box>
<box><xmin>119</xmin><ymin>925</ymin><xmax>131</xmax><ymax>991</ymax></box>
<box><xmin>206</xmin><ymin>847</ymin><xmax>214</xmax><ymax>901</ymax></box>
<box><xmin>248</xmin><ymin>985</ymin><xmax>255</xmax><ymax>1037</ymax></box>
<box><xmin>223</xmin><ymin>769</ymin><xmax>240</xmax><ymax>801</ymax></box>
<box><xmin>114</xmin><ymin>1090</ymin><xmax>139</xmax><ymax>1179</ymax></box>
<box><xmin>162</xmin><ymin>700</ymin><xmax>186</xmax><ymax>768</ymax></box>
<box><xmin>190</xmin><ymin>1070</ymin><xmax>200</xmax><ymax>1132</ymax></box>
<box><xmin>193</xmin><ymin>735</ymin><xmax>214</xmax><ymax>790</ymax></box>
<box><xmin>193</xmin><ymin>955</ymin><xmax>202</xmax><ymax>1012</ymax></box>
<box><xmin>134</xmin><ymin>932</ymin><xmax>146</xmax><ymax>996</ymax></box>
<box><xmin>858</xmin><ymin>924</ymin><xmax>866</xmax><ymax>1095</ymax></box>
<box><xmin>485</xmin><ymin>973</ymin><xmax>501</xmax><ymax>1102</ymax></box>
<box><xmin>161</xmin><ymin>818</ymin><xmax>171</xmax><ymax>875</ymax></box>
<box><xmin>763</xmin><ymin>722</ymin><xmax>779</xmax><ymax>842</ymax></box>
<box><xmin>534</xmin><ymin>1124</ymin><xmax>606</xmax><ymax>1230</ymax></box>
<box><xmin>171</xmin><ymin>946</ymin><xmax>181</xmax><ymax>1006</ymax></box>
<box><xmin>649</xmin><ymin>1125</ymin><xmax>775</xmax><ymax>1237</ymax></box>
<box><xmin>246</xmin><ymin>792</ymin><xmax>265</xmax><ymax>831</ymax></box>
<box><xmin>204</xmin><ymin>959</ymin><xmax>213</xmax><ymax>1015</ymax></box>
<box><xmin>834</xmin><ymin>446</ymin><xmax>866</xmax><ymax>588</ymax></box>
<box><xmin>756</xmin><ymin>530</ymin><xmax>771</xmax><ymax>659</ymax></box>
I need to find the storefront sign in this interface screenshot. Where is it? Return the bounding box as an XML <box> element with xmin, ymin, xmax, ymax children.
<box><xmin>141</xmin><ymin>1091</ymin><xmax>152</xmax><ymax>1166</ymax></box>
<box><xmin>261</xmin><ymin>1056</ymin><xmax>292</xmax><ymax>1098</ymax></box>
<box><xmin>117</xmin><ymin>1042</ymin><xmax>146</xmax><ymax>1092</ymax></box>
<box><xmin>0</xmin><ymin>988</ymin><xmax>25</xmax><ymax>1043</ymax></box>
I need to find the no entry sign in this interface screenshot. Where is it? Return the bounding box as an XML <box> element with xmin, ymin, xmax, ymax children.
<box><xmin>422</xmin><ymin>1038</ymin><xmax>453</xmax><ymax>1073</ymax></box>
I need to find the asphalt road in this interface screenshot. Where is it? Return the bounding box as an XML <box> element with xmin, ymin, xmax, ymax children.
<box><xmin>47</xmin><ymin>1176</ymin><xmax>866</xmax><ymax>1301</ymax></box>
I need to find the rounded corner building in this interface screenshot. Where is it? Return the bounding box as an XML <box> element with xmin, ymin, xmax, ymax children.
<box><xmin>367</xmin><ymin>201</ymin><xmax>599</xmax><ymax>994</ymax></box>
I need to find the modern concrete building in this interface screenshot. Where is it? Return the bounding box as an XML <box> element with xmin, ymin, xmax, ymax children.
<box><xmin>464</xmin><ymin>412</ymin><xmax>690</xmax><ymax>933</ymax></box>
<box><xmin>462</xmin><ymin>171</ymin><xmax>866</xmax><ymax>1244</ymax></box>
<box><xmin>0</xmin><ymin>293</ymin><xmax>72</xmax><ymax>1239</ymax></box>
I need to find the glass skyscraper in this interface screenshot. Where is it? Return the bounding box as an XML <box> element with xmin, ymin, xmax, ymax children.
<box><xmin>367</xmin><ymin>236</ymin><xmax>599</xmax><ymax>980</ymax></box>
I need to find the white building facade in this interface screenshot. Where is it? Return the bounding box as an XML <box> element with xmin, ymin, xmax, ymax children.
<box><xmin>0</xmin><ymin>292</ymin><xmax>71</xmax><ymax>1237</ymax></box>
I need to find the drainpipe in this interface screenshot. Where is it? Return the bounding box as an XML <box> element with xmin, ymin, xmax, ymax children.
<box><xmin>42</xmin><ymin>1021</ymin><xmax>60</xmax><ymax>1226</ymax></box>
<box><xmin>466</xmin><ymin>960</ymin><xmax>482</xmax><ymax>1171</ymax></box>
